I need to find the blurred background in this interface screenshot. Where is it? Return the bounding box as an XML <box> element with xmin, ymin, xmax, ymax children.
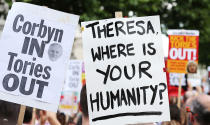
<box><xmin>0</xmin><ymin>0</ymin><xmax>209</xmax><ymax>66</ymax></box>
<box><xmin>0</xmin><ymin>0</ymin><xmax>209</xmax><ymax>125</ymax></box>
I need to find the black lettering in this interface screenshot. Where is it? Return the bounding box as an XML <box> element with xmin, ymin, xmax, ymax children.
<box><xmin>3</xmin><ymin>73</ymin><xmax>19</xmax><ymax>91</ymax></box>
<box><xmin>136</xmin><ymin>87</ymin><xmax>141</xmax><ymax>105</ymax></box>
<box><xmin>110</xmin><ymin>89</ymin><xmax>120</xmax><ymax>109</ymax></box>
<box><xmin>147</xmin><ymin>43</ymin><xmax>156</xmax><ymax>55</ymax></box>
<box><xmin>22</xmin><ymin>61</ymin><xmax>31</xmax><ymax>74</ymax></box>
<box><xmin>22</xmin><ymin>21</ymin><xmax>32</xmax><ymax>35</ymax></box>
<box><xmin>139</xmin><ymin>61</ymin><xmax>152</xmax><ymax>79</ymax></box>
<box><xmin>54</xmin><ymin>29</ymin><xmax>63</xmax><ymax>43</ymax></box>
<box><xmin>100</xmin><ymin>92</ymin><xmax>110</xmax><ymax>110</ymax></box>
<box><xmin>96</xmin><ymin>65</ymin><xmax>110</xmax><ymax>84</ymax></box>
<box><xmin>150</xmin><ymin>85</ymin><xmax>158</xmax><ymax>105</ymax></box>
<box><xmin>86</xmin><ymin>22</ymin><xmax>99</xmax><ymax>38</ymax></box>
<box><xmin>142</xmin><ymin>43</ymin><xmax>146</xmax><ymax>55</ymax></box>
<box><xmin>36</xmin><ymin>80</ymin><xmax>49</xmax><ymax>98</ymax></box>
<box><xmin>37</xmin><ymin>20</ymin><xmax>47</xmax><ymax>38</ymax></box>
<box><xmin>29</xmin><ymin>58</ymin><xmax>36</xmax><ymax>76</ymax></box>
<box><xmin>21</xmin><ymin>37</ymin><xmax>30</xmax><ymax>54</ymax></box>
<box><xmin>90</xmin><ymin>92</ymin><xmax>100</xmax><ymax>112</ymax></box>
<box><xmin>30</xmin><ymin>23</ymin><xmax>39</xmax><ymax>36</ymax></box>
<box><xmin>126</xmin><ymin>88</ymin><xmax>137</xmax><ymax>106</ymax></box>
<box><xmin>19</xmin><ymin>77</ymin><xmax>35</xmax><ymax>95</ymax></box>
<box><xmin>109</xmin><ymin>45</ymin><xmax>117</xmax><ymax>58</ymax></box>
<box><xmin>101</xmin><ymin>46</ymin><xmax>110</xmax><ymax>60</ymax></box>
<box><xmin>120</xmin><ymin>89</ymin><xmax>128</xmax><ymax>105</ymax></box>
<box><xmin>13</xmin><ymin>14</ymin><xmax>24</xmax><ymax>32</ymax></box>
<box><xmin>115</xmin><ymin>21</ymin><xmax>126</xmax><ymax>36</ymax></box>
<box><xmin>106</xmin><ymin>22</ymin><xmax>114</xmax><ymax>37</ymax></box>
<box><xmin>34</xmin><ymin>64</ymin><xmax>43</xmax><ymax>78</ymax></box>
<box><xmin>147</xmin><ymin>21</ymin><xmax>155</xmax><ymax>34</ymax></box>
<box><xmin>7</xmin><ymin>52</ymin><xmax>17</xmax><ymax>71</ymax></box>
<box><xmin>43</xmin><ymin>66</ymin><xmax>51</xmax><ymax>80</ymax></box>
<box><xmin>117</xmin><ymin>44</ymin><xmax>126</xmax><ymax>57</ymax></box>
<box><xmin>124</xmin><ymin>64</ymin><xmax>135</xmax><ymax>80</ymax></box>
<box><xmin>28</xmin><ymin>38</ymin><xmax>45</xmax><ymax>57</ymax></box>
<box><xmin>127</xmin><ymin>21</ymin><xmax>136</xmax><ymax>34</ymax></box>
<box><xmin>127</xmin><ymin>43</ymin><xmax>135</xmax><ymax>56</ymax></box>
<box><xmin>46</xmin><ymin>27</ymin><xmax>55</xmax><ymax>43</ymax></box>
<box><xmin>14</xmin><ymin>59</ymin><xmax>23</xmax><ymax>73</ymax></box>
<box><xmin>110</xmin><ymin>65</ymin><xmax>121</xmax><ymax>81</ymax></box>
<box><xmin>136</xmin><ymin>21</ymin><xmax>145</xmax><ymax>35</ymax></box>
<box><xmin>97</xmin><ymin>25</ymin><xmax>106</xmax><ymax>38</ymax></box>
<box><xmin>91</xmin><ymin>47</ymin><xmax>101</xmax><ymax>62</ymax></box>
<box><xmin>140</xmin><ymin>86</ymin><xmax>149</xmax><ymax>105</ymax></box>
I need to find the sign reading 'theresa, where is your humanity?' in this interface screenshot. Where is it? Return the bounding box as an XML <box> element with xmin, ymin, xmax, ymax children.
<box><xmin>82</xmin><ymin>16</ymin><xmax>170</xmax><ymax>125</ymax></box>
<box><xmin>0</xmin><ymin>2</ymin><xmax>79</xmax><ymax>112</ymax></box>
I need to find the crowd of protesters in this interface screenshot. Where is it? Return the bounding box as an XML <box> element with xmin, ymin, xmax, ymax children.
<box><xmin>0</xmin><ymin>83</ymin><xmax>209</xmax><ymax>125</ymax></box>
<box><xmin>0</xmin><ymin>61</ymin><xmax>210</xmax><ymax>125</ymax></box>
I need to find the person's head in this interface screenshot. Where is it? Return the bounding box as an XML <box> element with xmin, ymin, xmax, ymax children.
<box><xmin>169</xmin><ymin>104</ymin><xmax>181</xmax><ymax>123</ymax></box>
<box><xmin>190</xmin><ymin>94</ymin><xmax>210</xmax><ymax>125</ymax></box>
<box><xmin>80</xmin><ymin>85</ymin><xmax>88</xmax><ymax>118</ymax></box>
<box><xmin>187</xmin><ymin>61</ymin><xmax>198</xmax><ymax>73</ymax></box>
<box><xmin>0</xmin><ymin>101</ymin><xmax>20</xmax><ymax>125</ymax></box>
<box><xmin>56</xmin><ymin>112</ymin><xmax>66</xmax><ymax>125</ymax></box>
<box><xmin>183</xmin><ymin>91</ymin><xmax>198</xmax><ymax>104</ymax></box>
<box><xmin>23</xmin><ymin>107</ymin><xmax>33</xmax><ymax>124</ymax></box>
<box><xmin>48</xmin><ymin>43</ymin><xmax>63</xmax><ymax>61</ymax></box>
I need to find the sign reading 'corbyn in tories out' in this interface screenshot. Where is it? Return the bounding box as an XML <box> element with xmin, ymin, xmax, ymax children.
<box><xmin>82</xmin><ymin>16</ymin><xmax>170</xmax><ymax>125</ymax></box>
<box><xmin>0</xmin><ymin>2</ymin><xmax>79</xmax><ymax>112</ymax></box>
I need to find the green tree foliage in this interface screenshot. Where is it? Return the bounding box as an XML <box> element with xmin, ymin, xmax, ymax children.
<box><xmin>7</xmin><ymin>0</ymin><xmax>210</xmax><ymax>66</ymax></box>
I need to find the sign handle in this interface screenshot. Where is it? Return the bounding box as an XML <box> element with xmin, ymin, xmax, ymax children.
<box><xmin>17</xmin><ymin>105</ymin><xmax>26</xmax><ymax>125</ymax></box>
<box><xmin>115</xmin><ymin>11</ymin><xmax>123</xmax><ymax>18</ymax></box>
<box><xmin>177</xmin><ymin>76</ymin><xmax>182</xmax><ymax>108</ymax></box>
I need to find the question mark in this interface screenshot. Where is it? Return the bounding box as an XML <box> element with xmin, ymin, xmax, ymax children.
<box><xmin>159</xmin><ymin>83</ymin><xmax>166</xmax><ymax>105</ymax></box>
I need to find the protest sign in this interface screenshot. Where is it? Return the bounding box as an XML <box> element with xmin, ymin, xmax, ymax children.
<box><xmin>167</xmin><ymin>30</ymin><xmax>199</xmax><ymax>73</ymax></box>
<box><xmin>0</xmin><ymin>2</ymin><xmax>79</xmax><ymax>112</ymax></box>
<box><xmin>169</xmin><ymin>73</ymin><xmax>186</xmax><ymax>86</ymax></box>
<box><xmin>59</xmin><ymin>60</ymin><xmax>82</xmax><ymax>115</ymax></box>
<box><xmin>82</xmin><ymin>16</ymin><xmax>170</xmax><ymax>124</ymax></box>
<box><xmin>59</xmin><ymin>91</ymin><xmax>79</xmax><ymax>115</ymax></box>
<box><xmin>63</xmin><ymin>60</ymin><xmax>82</xmax><ymax>92</ymax></box>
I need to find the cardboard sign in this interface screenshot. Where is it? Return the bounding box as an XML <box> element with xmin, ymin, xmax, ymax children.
<box><xmin>0</xmin><ymin>2</ymin><xmax>79</xmax><ymax>112</ymax></box>
<box><xmin>63</xmin><ymin>60</ymin><xmax>82</xmax><ymax>92</ymax></box>
<box><xmin>167</xmin><ymin>30</ymin><xmax>199</xmax><ymax>73</ymax></box>
<box><xmin>59</xmin><ymin>60</ymin><xmax>82</xmax><ymax>115</ymax></box>
<box><xmin>59</xmin><ymin>91</ymin><xmax>79</xmax><ymax>115</ymax></box>
<box><xmin>169</xmin><ymin>73</ymin><xmax>186</xmax><ymax>86</ymax></box>
<box><xmin>82</xmin><ymin>16</ymin><xmax>170</xmax><ymax>125</ymax></box>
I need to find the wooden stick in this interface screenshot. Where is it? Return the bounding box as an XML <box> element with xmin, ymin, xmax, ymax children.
<box><xmin>177</xmin><ymin>75</ymin><xmax>182</xmax><ymax>108</ymax></box>
<box><xmin>115</xmin><ymin>11</ymin><xmax>123</xmax><ymax>18</ymax></box>
<box><xmin>31</xmin><ymin>108</ymin><xmax>36</xmax><ymax>125</ymax></box>
<box><xmin>17</xmin><ymin>105</ymin><xmax>26</xmax><ymax>125</ymax></box>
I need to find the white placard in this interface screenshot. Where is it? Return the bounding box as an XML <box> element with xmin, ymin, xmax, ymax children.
<box><xmin>167</xmin><ymin>29</ymin><xmax>199</xmax><ymax>36</ymax></box>
<box><xmin>187</xmin><ymin>78</ymin><xmax>201</xmax><ymax>87</ymax></box>
<box><xmin>82</xmin><ymin>16</ymin><xmax>170</xmax><ymax>125</ymax></box>
<box><xmin>63</xmin><ymin>60</ymin><xmax>82</xmax><ymax>92</ymax></box>
<box><xmin>169</xmin><ymin>73</ymin><xmax>186</xmax><ymax>86</ymax></box>
<box><xmin>0</xmin><ymin>2</ymin><xmax>79</xmax><ymax>112</ymax></box>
